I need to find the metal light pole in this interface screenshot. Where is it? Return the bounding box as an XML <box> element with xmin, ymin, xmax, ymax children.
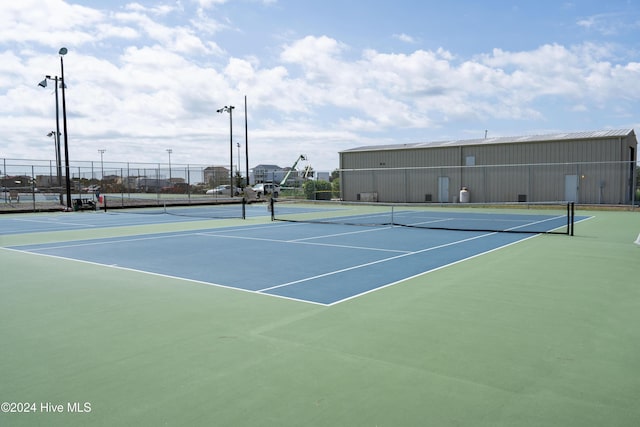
<box><xmin>236</xmin><ymin>143</ymin><xmax>241</xmax><ymax>182</ymax></box>
<box><xmin>244</xmin><ymin>95</ymin><xmax>249</xmax><ymax>187</ymax></box>
<box><xmin>166</xmin><ymin>148</ymin><xmax>172</xmax><ymax>183</ymax></box>
<box><xmin>216</xmin><ymin>105</ymin><xmax>235</xmax><ymax>196</ymax></box>
<box><xmin>98</xmin><ymin>149</ymin><xmax>106</xmax><ymax>188</ymax></box>
<box><xmin>39</xmin><ymin>76</ymin><xmax>63</xmax><ymax>188</ymax></box>
<box><xmin>59</xmin><ymin>47</ymin><xmax>72</xmax><ymax>210</ymax></box>
<box><xmin>47</xmin><ymin>131</ymin><xmax>61</xmax><ymax>186</ymax></box>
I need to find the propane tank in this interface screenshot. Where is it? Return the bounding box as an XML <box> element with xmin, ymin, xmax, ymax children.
<box><xmin>459</xmin><ymin>187</ymin><xmax>469</xmax><ymax>203</ymax></box>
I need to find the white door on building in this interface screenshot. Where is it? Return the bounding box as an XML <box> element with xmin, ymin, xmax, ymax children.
<box><xmin>565</xmin><ymin>175</ymin><xmax>579</xmax><ymax>202</ymax></box>
<box><xmin>438</xmin><ymin>176</ymin><xmax>449</xmax><ymax>203</ymax></box>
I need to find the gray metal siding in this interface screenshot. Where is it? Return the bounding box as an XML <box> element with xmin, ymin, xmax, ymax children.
<box><xmin>340</xmin><ymin>131</ymin><xmax>637</xmax><ymax>204</ymax></box>
<box><xmin>460</xmin><ymin>137</ymin><xmax>630</xmax><ymax>165</ymax></box>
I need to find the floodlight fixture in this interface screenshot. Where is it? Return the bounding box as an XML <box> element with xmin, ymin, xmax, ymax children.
<box><xmin>38</xmin><ymin>76</ymin><xmax>66</xmax><ymax>89</ymax></box>
<box><xmin>39</xmin><ymin>75</ymin><xmax>64</xmax><ymax>187</ymax></box>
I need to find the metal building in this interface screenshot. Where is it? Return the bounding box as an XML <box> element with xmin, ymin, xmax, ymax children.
<box><xmin>339</xmin><ymin>129</ymin><xmax>638</xmax><ymax>204</ymax></box>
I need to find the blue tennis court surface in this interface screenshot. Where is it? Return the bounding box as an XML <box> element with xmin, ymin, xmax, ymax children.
<box><xmin>2</xmin><ymin>203</ymin><xmax>590</xmax><ymax>305</ymax></box>
<box><xmin>272</xmin><ymin>201</ymin><xmax>579</xmax><ymax>234</ymax></box>
<box><xmin>0</xmin><ymin>203</ymin><xmax>270</xmax><ymax>235</ymax></box>
<box><xmin>7</xmin><ymin>220</ymin><xmax>542</xmax><ymax>305</ymax></box>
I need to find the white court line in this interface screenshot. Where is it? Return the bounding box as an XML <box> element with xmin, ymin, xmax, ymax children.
<box><xmin>330</xmin><ymin>235</ymin><xmax>538</xmax><ymax>306</ymax></box>
<box><xmin>286</xmin><ymin>225</ymin><xmax>392</xmax><ymax>242</ymax></box>
<box><xmin>258</xmin><ymin>232</ymin><xmax>499</xmax><ymax>293</ymax></box>
<box><xmin>506</xmin><ymin>215</ymin><xmax>566</xmax><ymax>231</ymax></box>
<box><xmin>1</xmin><ymin>246</ymin><xmax>327</xmax><ymax>307</ymax></box>
<box><xmin>394</xmin><ymin>211</ymin><xmax>567</xmax><ymax>231</ymax></box>
<box><xmin>197</xmin><ymin>224</ymin><xmax>409</xmax><ymax>253</ymax></box>
<box><xmin>10</xmin><ymin>217</ymin><xmax>98</xmax><ymax>228</ymax></box>
<box><xmin>15</xmin><ymin>231</ymin><xmax>204</xmax><ymax>251</ymax></box>
<box><xmin>5</xmin><ymin>220</ymin><xmax>544</xmax><ymax>306</ymax></box>
<box><xmin>197</xmin><ymin>231</ymin><xmax>409</xmax><ymax>254</ymax></box>
<box><xmin>11</xmin><ymin>221</ymin><xmax>312</xmax><ymax>252</ymax></box>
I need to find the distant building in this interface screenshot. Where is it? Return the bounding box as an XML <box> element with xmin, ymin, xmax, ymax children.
<box><xmin>203</xmin><ymin>166</ymin><xmax>230</xmax><ymax>186</ymax></box>
<box><xmin>253</xmin><ymin>164</ymin><xmax>286</xmax><ymax>184</ymax></box>
<box><xmin>36</xmin><ymin>174</ymin><xmax>61</xmax><ymax>188</ymax></box>
<box><xmin>2</xmin><ymin>175</ymin><xmax>34</xmax><ymax>190</ymax></box>
<box><xmin>340</xmin><ymin>129</ymin><xmax>638</xmax><ymax>204</ymax></box>
<box><xmin>136</xmin><ymin>177</ymin><xmax>170</xmax><ymax>193</ymax></box>
<box><xmin>315</xmin><ymin>171</ymin><xmax>330</xmax><ymax>181</ymax></box>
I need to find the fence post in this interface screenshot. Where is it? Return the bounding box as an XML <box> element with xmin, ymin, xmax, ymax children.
<box><xmin>32</xmin><ymin>165</ymin><xmax>36</xmax><ymax>211</ymax></box>
<box><xmin>187</xmin><ymin>166</ymin><xmax>191</xmax><ymax>201</ymax></box>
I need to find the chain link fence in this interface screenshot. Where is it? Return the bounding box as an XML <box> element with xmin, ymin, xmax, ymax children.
<box><xmin>340</xmin><ymin>161</ymin><xmax>639</xmax><ymax>206</ymax></box>
<box><xmin>0</xmin><ymin>158</ymin><xmax>338</xmax><ymax>212</ymax></box>
<box><xmin>2</xmin><ymin>158</ymin><xmax>636</xmax><ymax>212</ymax></box>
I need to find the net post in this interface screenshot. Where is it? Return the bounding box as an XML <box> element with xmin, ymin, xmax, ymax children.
<box><xmin>242</xmin><ymin>197</ymin><xmax>246</xmax><ymax>219</ymax></box>
<box><xmin>269</xmin><ymin>197</ymin><xmax>275</xmax><ymax>221</ymax></box>
<box><xmin>570</xmin><ymin>202</ymin><xmax>575</xmax><ymax>236</ymax></box>
<box><xmin>103</xmin><ymin>195</ymin><xmax>107</xmax><ymax>213</ymax></box>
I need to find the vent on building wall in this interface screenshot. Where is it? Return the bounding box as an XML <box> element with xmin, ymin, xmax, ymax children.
<box><xmin>357</xmin><ymin>192</ymin><xmax>378</xmax><ymax>202</ymax></box>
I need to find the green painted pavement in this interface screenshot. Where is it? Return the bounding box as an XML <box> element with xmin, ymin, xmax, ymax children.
<box><xmin>1</xmin><ymin>210</ymin><xmax>639</xmax><ymax>426</ymax></box>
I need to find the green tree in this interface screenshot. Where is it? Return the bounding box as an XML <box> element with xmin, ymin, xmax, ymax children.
<box><xmin>303</xmin><ymin>180</ymin><xmax>332</xmax><ymax>200</ymax></box>
<box><xmin>234</xmin><ymin>170</ymin><xmax>244</xmax><ymax>190</ymax></box>
<box><xmin>331</xmin><ymin>177</ymin><xmax>340</xmax><ymax>198</ymax></box>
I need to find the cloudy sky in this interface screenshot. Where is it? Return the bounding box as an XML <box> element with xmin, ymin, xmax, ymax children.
<box><xmin>1</xmin><ymin>0</ymin><xmax>639</xmax><ymax>173</ymax></box>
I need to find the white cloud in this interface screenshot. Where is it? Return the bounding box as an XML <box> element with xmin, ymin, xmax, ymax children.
<box><xmin>194</xmin><ymin>0</ymin><xmax>229</xmax><ymax>9</ymax></box>
<box><xmin>124</xmin><ymin>3</ymin><xmax>178</xmax><ymax>16</ymax></box>
<box><xmin>392</xmin><ymin>33</ymin><xmax>417</xmax><ymax>43</ymax></box>
<box><xmin>1</xmin><ymin>2</ymin><xmax>640</xmax><ymax>172</ymax></box>
<box><xmin>191</xmin><ymin>8</ymin><xmax>230</xmax><ymax>35</ymax></box>
<box><xmin>280</xmin><ymin>35</ymin><xmax>347</xmax><ymax>69</ymax></box>
<box><xmin>114</xmin><ymin>11</ymin><xmax>211</xmax><ymax>55</ymax></box>
<box><xmin>577</xmin><ymin>12</ymin><xmax>628</xmax><ymax>36</ymax></box>
<box><xmin>95</xmin><ymin>23</ymin><xmax>139</xmax><ymax>40</ymax></box>
<box><xmin>0</xmin><ymin>0</ymin><xmax>103</xmax><ymax>46</ymax></box>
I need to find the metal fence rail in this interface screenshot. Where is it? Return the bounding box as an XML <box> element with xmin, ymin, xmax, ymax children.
<box><xmin>1</xmin><ymin>158</ymin><xmax>637</xmax><ymax>212</ymax></box>
<box><xmin>0</xmin><ymin>158</ymin><xmax>336</xmax><ymax>212</ymax></box>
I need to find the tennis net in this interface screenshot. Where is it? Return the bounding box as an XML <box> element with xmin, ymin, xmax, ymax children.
<box><xmin>103</xmin><ymin>195</ymin><xmax>246</xmax><ymax>219</ymax></box>
<box><xmin>270</xmin><ymin>199</ymin><xmax>575</xmax><ymax>235</ymax></box>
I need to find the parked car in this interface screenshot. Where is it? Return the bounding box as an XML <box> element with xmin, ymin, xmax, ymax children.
<box><xmin>252</xmin><ymin>183</ymin><xmax>280</xmax><ymax>198</ymax></box>
<box><xmin>206</xmin><ymin>185</ymin><xmax>239</xmax><ymax>196</ymax></box>
<box><xmin>82</xmin><ymin>184</ymin><xmax>100</xmax><ymax>193</ymax></box>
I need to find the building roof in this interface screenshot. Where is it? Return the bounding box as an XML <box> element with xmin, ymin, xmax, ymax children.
<box><xmin>253</xmin><ymin>164</ymin><xmax>282</xmax><ymax>170</ymax></box>
<box><xmin>341</xmin><ymin>129</ymin><xmax>636</xmax><ymax>153</ymax></box>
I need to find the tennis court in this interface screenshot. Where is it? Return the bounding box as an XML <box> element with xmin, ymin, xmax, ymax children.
<box><xmin>0</xmin><ymin>199</ymin><xmax>252</xmax><ymax>235</ymax></box>
<box><xmin>3</xmin><ymin>202</ymin><xmax>581</xmax><ymax>305</ymax></box>
<box><xmin>1</xmin><ymin>202</ymin><xmax>639</xmax><ymax>426</ymax></box>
